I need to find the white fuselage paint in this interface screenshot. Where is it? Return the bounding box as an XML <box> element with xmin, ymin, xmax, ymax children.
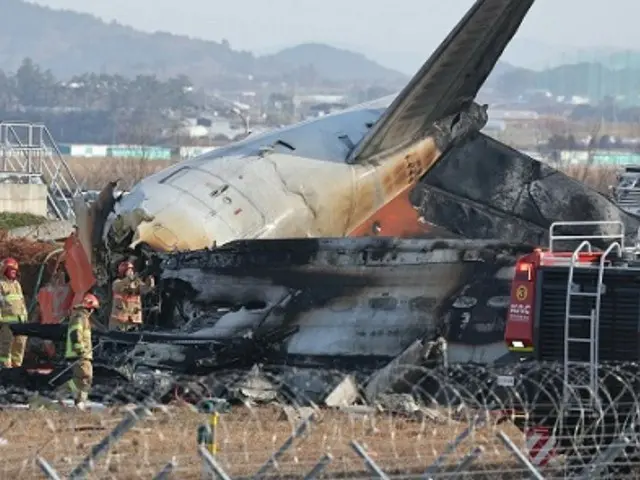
<box><xmin>106</xmin><ymin>95</ymin><xmax>412</xmax><ymax>250</ymax></box>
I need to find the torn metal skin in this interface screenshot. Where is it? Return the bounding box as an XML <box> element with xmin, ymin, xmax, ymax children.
<box><xmin>17</xmin><ymin>0</ymin><xmax>640</xmax><ymax>404</ymax></box>
<box><xmin>80</xmin><ymin>0</ymin><xmax>637</xmax><ymax>376</ymax></box>
<box><xmin>10</xmin><ymin>238</ymin><xmax>530</xmax><ymax>374</ymax></box>
<box><xmin>84</xmin><ymin>238</ymin><xmax>531</xmax><ymax>374</ymax></box>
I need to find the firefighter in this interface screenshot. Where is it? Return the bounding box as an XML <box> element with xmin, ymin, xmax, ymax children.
<box><xmin>109</xmin><ymin>260</ymin><xmax>154</xmax><ymax>331</ymax></box>
<box><xmin>0</xmin><ymin>257</ymin><xmax>28</xmax><ymax>368</ymax></box>
<box><xmin>64</xmin><ymin>293</ymin><xmax>99</xmax><ymax>409</ymax></box>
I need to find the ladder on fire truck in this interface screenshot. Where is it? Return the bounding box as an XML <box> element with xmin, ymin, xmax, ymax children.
<box><xmin>549</xmin><ymin>221</ymin><xmax>626</xmax><ymax>412</ymax></box>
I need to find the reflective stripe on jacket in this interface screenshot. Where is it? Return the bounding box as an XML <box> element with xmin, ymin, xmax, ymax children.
<box><xmin>0</xmin><ymin>278</ymin><xmax>27</xmax><ymax>322</ymax></box>
<box><xmin>65</xmin><ymin>308</ymin><xmax>92</xmax><ymax>360</ymax></box>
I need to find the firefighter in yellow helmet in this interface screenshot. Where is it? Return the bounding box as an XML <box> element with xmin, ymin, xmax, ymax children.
<box><xmin>65</xmin><ymin>292</ymin><xmax>99</xmax><ymax>409</ymax></box>
<box><xmin>109</xmin><ymin>260</ymin><xmax>154</xmax><ymax>331</ymax></box>
<box><xmin>0</xmin><ymin>257</ymin><xmax>28</xmax><ymax>368</ymax></box>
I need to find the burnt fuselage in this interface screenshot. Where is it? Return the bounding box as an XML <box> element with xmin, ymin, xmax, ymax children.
<box><xmin>121</xmin><ymin>238</ymin><xmax>533</xmax><ymax>371</ymax></box>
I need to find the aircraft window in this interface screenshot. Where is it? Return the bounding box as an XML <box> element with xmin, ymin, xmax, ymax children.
<box><xmin>243</xmin><ymin>301</ymin><xmax>267</xmax><ymax>311</ymax></box>
<box><xmin>409</xmin><ymin>297</ymin><xmax>437</xmax><ymax>312</ymax></box>
<box><xmin>159</xmin><ymin>166</ymin><xmax>190</xmax><ymax>184</ymax></box>
<box><xmin>486</xmin><ymin>296</ymin><xmax>510</xmax><ymax>309</ymax></box>
<box><xmin>369</xmin><ymin>297</ymin><xmax>398</xmax><ymax>311</ymax></box>
<box><xmin>452</xmin><ymin>296</ymin><xmax>477</xmax><ymax>309</ymax></box>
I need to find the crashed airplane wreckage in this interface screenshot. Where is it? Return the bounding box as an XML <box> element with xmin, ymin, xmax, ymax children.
<box><xmin>9</xmin><ymin>237</ymin><xmax>533</xmax><ymax>405</ymax></box>
<box><xmin>5</xmin><ymin>0</ymin><xmax>640</xmax><ymax>406</ymax></box>
<box><xmin>103</xmin><ymin>237</ymin><xmax>537</xmax><ymax>370</ymax></box>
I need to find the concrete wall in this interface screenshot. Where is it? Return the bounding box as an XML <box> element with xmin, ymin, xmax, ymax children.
<box><xmin>0</xmin><ymin>184</ymin><xmax>47</xmax><ymax>217</ymax></box>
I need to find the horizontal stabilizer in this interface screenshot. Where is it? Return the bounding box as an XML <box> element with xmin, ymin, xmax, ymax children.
<box><xmin>348</xmin><ymin>0</ymin><xmax>535</xmax><ymax>163</ymax></box>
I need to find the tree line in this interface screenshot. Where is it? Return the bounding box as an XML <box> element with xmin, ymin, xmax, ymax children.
<box><xmin>0</xmin><ymin>58</ymin><xmax>197</xmax><ymax>144</ymax></box>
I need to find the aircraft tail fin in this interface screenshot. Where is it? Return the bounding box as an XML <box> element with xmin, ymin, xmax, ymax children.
<box><xmin>348</xmin><ymin>0</ymin><xmax>535</xmax><ymax>164</ymax></box>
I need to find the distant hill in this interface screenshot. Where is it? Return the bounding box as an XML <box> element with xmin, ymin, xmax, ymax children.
<box><xmin>496</xmin><ymin>62</ymin><xmax>640</xmax><ymax>102</ymax></box>
<box><xmin>0</xmin><ymin>0</ymin><xmax>406</xmax><ymax>87</ymax></box>
<box><xmin>501</xmin><ymin>38</ymin><xmax>640</xmax><ymax>71</ymax></box>
<box><xmin>264</xmin><ymin>43</ymin><xmax>406</xmax><ymax>84</ymax></box>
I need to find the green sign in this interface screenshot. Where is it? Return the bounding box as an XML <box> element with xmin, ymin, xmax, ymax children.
<box><xmin>107</xmin><ymin>146</ymin><xmax>172</xmax><ymax>160</ymax></box>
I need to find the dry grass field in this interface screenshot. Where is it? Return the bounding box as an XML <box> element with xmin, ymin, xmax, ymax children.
<box><xmin>561</xmin><ymin>164</ymin><xmax>617</xmax><ymax>194</ymax></box>
<box><xmin>0</xmin><ymin>404</ymin><xmax>527</xmax><ymax>479</ymax></box>
<box><xmin>63</xmin><ymin>157</ymin><xmax>175</xmax><ymax>191</ymax></box>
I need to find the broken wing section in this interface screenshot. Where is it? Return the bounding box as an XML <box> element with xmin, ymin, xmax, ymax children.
<box><xmin>412</xmin><ymin>133</ymin><xmax>640</xmax><ymax>245</ymax></box>
<box><xmin>348</xmin><ymin>0</ymin><xmax>535</xmax><ymax>163</ymax></box>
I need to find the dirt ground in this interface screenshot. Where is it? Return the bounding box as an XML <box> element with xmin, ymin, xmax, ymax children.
<box><xmin>0</xmin><ymin>404</ymin><xmax>529</xmax><ymax>479</ymax></box>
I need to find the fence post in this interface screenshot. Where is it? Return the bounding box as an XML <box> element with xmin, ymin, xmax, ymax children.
<box><xmin>198</xmin><ymin>400</ymin><xmax>222</xmax><ymax>455</ymax></box>
<box><xmin>252</xmin><ymin>412</ymin><xmax>316</xmax><ymax>479</ymax></box>
<box><xmin>497</xmin><ymin>430</ymin><xmax>546</xmax><ymax>480</ymax></box>
<box><xmin>198</xmin><ymin>444</ymin><xmax>232</xmax><ymax>480</ymax></box>
<box><xmin>451</xmin><ymin>446</ymin><xmax>484</xmax><ymax>478</ymax></box>
<box><xmin>209</xmin><ymin>411</ymin><xmax>219</xmax><ymax>455</ymax></box>
<box><xmin>68</xmin><ymin>405</ymin><xmax>151</xmax><ymax>480</ymax></box>
<box><xmin>350</xmin><ymin>440</ymin><xmax>390</xmax><ymax>480</ymax></box>
<box><xmin>35</xmin><ymin>456</ymin><xmax>62</xmax><ymax>480</ymax></box>
<box><xmin>152</xmin><ymin>460</ymin><xmax>176</xmax><ymax>480</ymax></box>
<box><xmin>423</xmin><ymin>413</ymin><xmax>487</xmax><ymax>477</ymax></box>
<box><xmin>302</xmin><ymin>453</ymin><xmax>333</xmax><ymax>480</ymax></box>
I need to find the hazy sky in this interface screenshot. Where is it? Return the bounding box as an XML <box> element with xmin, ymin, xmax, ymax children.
<box><xmin>29</xmin><ymin>0</ymin><xmax>640</xmax><ymax>73</ymax></box>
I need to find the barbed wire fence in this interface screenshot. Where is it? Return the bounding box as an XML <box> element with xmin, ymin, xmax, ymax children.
<box><xmin>2</xmin><ymin>361</ymin><xmax>640</xmax><ymax>479</ymax></box>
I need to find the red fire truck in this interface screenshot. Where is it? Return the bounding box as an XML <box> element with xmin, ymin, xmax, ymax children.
<box><xmin>503</xmin><ymin>220</ymin><xmax>640</xmax><ymax>470</ymax></box>
<box><xmin>505</xmin><ymin>220</ymin><xmax>634</xmax><ymax>368</ymax></box>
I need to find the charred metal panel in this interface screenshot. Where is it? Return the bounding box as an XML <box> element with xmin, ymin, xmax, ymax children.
<box><xmin>442</xmin><ymin>256</ymin><xmax>516</xmax><ymax>364</ymax></box>
<box><xmin>414</xmin><ymin>133</ymin><xmax>640</xmax><ymax>245</ymax></box>
<box><xmin>141</xmin><ymin>238</ymin><xmax>533</xmax><ymax>367</ymax></box>
<box><xmin>15</xmin><ymin>239</ymin><xmax>532</xmax><ymax>373</ymax></box>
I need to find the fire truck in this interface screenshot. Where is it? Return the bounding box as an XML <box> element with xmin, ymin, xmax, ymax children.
<box><xmin>503</xmin><ymin>220</ymin><xmax>640</xmax><ymax>469</ymax></box>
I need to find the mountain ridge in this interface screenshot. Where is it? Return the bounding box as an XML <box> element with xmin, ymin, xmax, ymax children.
<box><xmin>0</xmin><ymin>0</ymin><xmax>406</xmax><ymax>86</ymax></box>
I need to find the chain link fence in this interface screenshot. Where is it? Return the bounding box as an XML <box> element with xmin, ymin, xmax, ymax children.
<box><xmin>2</xmin><ymin>361</ymin><xmax>640</xmax><ymax>479</ymax></box>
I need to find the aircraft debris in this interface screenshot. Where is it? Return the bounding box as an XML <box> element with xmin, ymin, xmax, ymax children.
<box><xmin>364</xmin><ymin>337</ymin><xmax>446</xmax><ymax>403</ymax></box>
<box><xmin>375</xmin><ymin>393</ymin><xmax>422</xmax><ymax>415</ymax></box>
<box><xmin>0</xmin><ymin>237</ymin><xmax>531</xmax><ymax>408</ymax></box>
<box><xmin>414</xmin><ymin>133</ymin><xmax>640</xmax><ymax>247</ymax></box>
<box><xmin>6</xmin><ymin>0</ymin><xmax>640</xmax><ymax>415</ymax></box>
<box><xmin>324</xmin><ymin>375</ymin><xmax>360</xmax><ymax>408</ymax></box>
<box><xmin>279</xmin><ymin>406</ymin><xmax>317</xmax><ymax>423</ymax></box>
<box><xmin>234</xmin><ymin>365</ymin><xmax>278</xmax><ymax>403</ymax></box>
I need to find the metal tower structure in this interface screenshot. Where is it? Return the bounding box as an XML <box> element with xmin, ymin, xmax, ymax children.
<box><xmin>0</xmin><ymin>122</ymin><xmax>81</xmax><ymax>220</ymax></box>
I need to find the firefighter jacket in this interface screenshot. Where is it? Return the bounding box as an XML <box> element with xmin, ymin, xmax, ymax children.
<box><xmin>65</xmin><ymin>307</ymin><xmax>92</xmax><ymax>360</ymax></box>
<box><xmin>0</xmin><ymin>277</ymin><xmax>27</xmax><ymax>322</ymax></box>
<box><xmin>110</xmin><ymin>277</ymin><xmax>153</xmax><ymax>324</ymax></box>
